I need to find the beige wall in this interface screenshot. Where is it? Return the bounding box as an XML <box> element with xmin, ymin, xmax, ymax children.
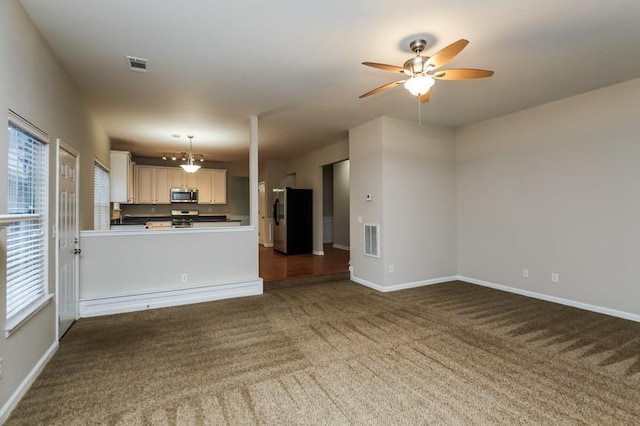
<box><xmin>349</xmin><ymin>118</ymin><xmax>385</xmax><ymax>284</ymax></box>
<box><xmin>332</xmin><ymin>160</ymin><xmax>350</xmax><ymax>248</ymax></box>
<box><xmin>283</xmin><ymin>139</ymin><xmax>349</xmax><ymax>253</ymax></box>
<box><xmin>1</xmin><ymin>0</ymin><xmax>109</xmax><ymax>418</ymax></box>
<box><xmin>349</xmin><ymin>117</ymin><xmax>457</xmax><ymax>289</ymax></box>
<box><xmin>456</xmin><ymin>77</ymin><xmax>640</xmax><ymax>317</ymax></box>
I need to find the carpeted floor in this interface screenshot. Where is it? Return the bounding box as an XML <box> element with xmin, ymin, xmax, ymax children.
<box><xmin>7</xmin><ymin>279</ymin><xmax>640</xmax><ymax>425</ymax></box>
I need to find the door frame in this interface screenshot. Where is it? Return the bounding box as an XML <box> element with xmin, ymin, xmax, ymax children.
<box><xmin>55</xmin><ymin>139</ymin><xmax>80</xmax><ymax>340</ymax></box>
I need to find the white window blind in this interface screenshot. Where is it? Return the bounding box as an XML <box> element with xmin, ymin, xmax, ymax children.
<box><xmin>6</xmin><ymin>119</ymin><xmax>48</xmax><ymax>322</ymax></box>
<box><xmin>94</xmin><ymin>162</ymin><xmax>110</xmax><ymax>230</ymax></box>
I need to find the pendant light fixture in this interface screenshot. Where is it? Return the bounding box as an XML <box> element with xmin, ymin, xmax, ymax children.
<box><xmin>180</xmin><ymin>135</ymin><xmax>201</xmax><ymax>173</ymax></box>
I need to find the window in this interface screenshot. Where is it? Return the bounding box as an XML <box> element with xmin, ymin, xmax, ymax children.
<box><xmin>6</xmin><ymin>113</ymin><xmax>49</xmax><ymax>328</ymax></box>
<box><xmin>94</xmin><ymin>162</ymin><xmax>110</xmax><ymax>230</ymax></box>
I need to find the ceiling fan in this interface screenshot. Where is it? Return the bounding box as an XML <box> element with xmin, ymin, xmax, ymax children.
<box><xmin>359</xmin><ymin>39</ymin><xmax>494</xmax><ymax>103</ymax></box>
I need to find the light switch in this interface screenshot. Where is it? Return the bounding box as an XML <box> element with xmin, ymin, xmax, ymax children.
<box><xmin>357</xmin><ymin>216</ymin><xmax>363</xmax><ymax>223</ymax></box>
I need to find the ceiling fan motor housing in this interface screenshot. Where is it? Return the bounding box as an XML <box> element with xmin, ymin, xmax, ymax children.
<box><xmin>403</xmin><ymin>56</ymin><xmax>430</xmax><ymax>75</ymax></box>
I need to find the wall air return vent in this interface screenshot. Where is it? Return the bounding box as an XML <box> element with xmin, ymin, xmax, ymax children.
<box><xmin>364</xmin><ymin>223</ymin><xmax>380</xmax><ymax>258</ymax></box>
<box><xmin>127</xmin><ymin>56</ymin><xmax>148</xmax><ymax>72</ymax></box>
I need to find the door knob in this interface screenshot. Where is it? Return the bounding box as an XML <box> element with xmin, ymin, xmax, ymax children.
<box><xmin>74</xmin><ymin>248</ymin><xmax>82</xmax><ymax>254</ymax></box>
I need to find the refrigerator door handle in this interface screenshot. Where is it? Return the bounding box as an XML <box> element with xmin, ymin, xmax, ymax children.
<box><xmin>273</xmin><ymin>199</ymin><xmax>280</xmax><ymax>226</ymax></box>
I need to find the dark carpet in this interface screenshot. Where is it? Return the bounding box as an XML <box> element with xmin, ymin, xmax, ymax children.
<box><xmin>7</xmin><ymin>280</ymin><xmax>640</xmax><ymax>424</ymax></box>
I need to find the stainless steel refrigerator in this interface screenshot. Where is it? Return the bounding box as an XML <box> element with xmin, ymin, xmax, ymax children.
<box><xmin>272</xmin><ymin>187</ymin><xmax>313</xmax><ymax>254</ymax></box>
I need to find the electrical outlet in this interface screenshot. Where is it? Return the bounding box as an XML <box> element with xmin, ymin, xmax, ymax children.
<box><xmin>522</xmin><ymin>268</ymin><xmax>529</xmax><ymax>278</ymax></box>
<box><xmin>181</xmin><ymin>273</ymin><xmax>188</xmax><ymax>283</ymax></box>
<box><xmin>150</xmin><ymin>207</ymin><xmax>155</xmax><ymax>213</ymax></box>
<box><xmin>389</xmin><ymin>265</ymin><xmax>394</xmax><ymax>273</ymax></box>
<box><xmin>551</xmin><ymin>273</ymin><xmax>559</xmax><ymax>283</ymax></box>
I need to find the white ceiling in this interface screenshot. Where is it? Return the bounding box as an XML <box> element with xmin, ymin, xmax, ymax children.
<box><xmin>20</xmin><ymin>0</ymin><xmax>640</xmax><ymax>162</ymax></box>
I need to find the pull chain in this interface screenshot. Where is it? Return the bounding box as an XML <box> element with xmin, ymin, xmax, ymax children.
<box><xmin>418</xmin><ymin>96</ymin><xmax>423</xmax><ymax>127</ymax></box>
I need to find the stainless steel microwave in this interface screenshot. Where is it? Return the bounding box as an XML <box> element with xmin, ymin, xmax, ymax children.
<box><xmin>170</xmin><ymin>187</ymin><xmax>198</xmax><ymax>203</ymax></box>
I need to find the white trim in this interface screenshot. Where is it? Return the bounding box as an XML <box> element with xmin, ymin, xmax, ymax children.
<box><xmin>8</xmin><ymin>109</ymin><xmax>48</xmax><ymax>140</ymax></box>
<box><xmin>56</xmin><ymin>139</ymin><xmax>81</xmax><ymax>341</ymax></box>
<box><xmin>0</xmin><ymin>341</ymin><xmax>58</xmax><ymax>424</ymax></box>
<box><xmin>263</xmin><ymin>242</ymin><xmax>273</xmax><ymax>248</ymax></box>
<box><xmin>0</xmin><ymin>214</ymin><xmax>40</xmax><ymax>230</ymax></box>
<box><xmin>79</xmin><ymin>279</ymin><xmax>263</xmax><ymax>317</ymax></box>
<box><xmin>457</xmin><ymin>276</ymin><xmax>640</xmax><ymax>323</ymax></box>
<box><xmin>332</xmin><ymin>244</ymin><xmax>350</xmax><ymax>251</ymax></box>
<box><xmin>350</xmin><ymin>273</ymin><xmax>457</xmax><ymax>293</ymax></box>
<box><xmin>4</xmin><ymin>294</ymin><xmax>54</xmax><ymax>337</ymax></box>
<box><xmin>313</xmin><ymin>249</ymin><xmax>325</xmax><ymax>256</ymax></box>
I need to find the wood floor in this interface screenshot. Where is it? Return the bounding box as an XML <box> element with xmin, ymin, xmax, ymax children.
<box><xmin>259</xmin><ymin>244</ymin><xmax>350</xmax><ymax>282</ymax></box>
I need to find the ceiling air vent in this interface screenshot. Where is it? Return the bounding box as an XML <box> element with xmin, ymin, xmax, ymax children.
<box><xmin>127</xmin><ymin>56</ymin><xmax>148</xmax><ymax>72</ymax></box>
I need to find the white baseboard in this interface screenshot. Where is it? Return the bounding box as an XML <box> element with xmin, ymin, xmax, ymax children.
<box><xmin>79</xmin><ymin>279</ymin><xmax>263</xmax><ymax>318</ymax></box>
<box><xmin>457</xmin><ymin>276</ymin><xmax>640</xmax><ymax>323</ymax></box>
<box><xmin>350</xmin><ymin>273</ymin><xmax>458</xmax><ymax>293</ymax></box>
<box><xmin>262</xmin><ymin>243</ymin><xmax>273</xmax><ymax>248</ymax></box>
<box><xmin>332</xmin><ymin>244</ymin><xmax>350</xmax><ymax>251</ymax></box>
<box><xmin>0</xmin><ymin>341</ymin><xmax>58</xmax><ymax>424</ymax></box>
<box><xmin>313</xmin><ymin>250</ymin><xmax>325</xmax><ymax>256</ymax></box>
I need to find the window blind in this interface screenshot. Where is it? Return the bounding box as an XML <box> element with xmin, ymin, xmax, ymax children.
<box><xmin>94</xmin><ymin>163</ymin><xmax>110</xmax><ymax>230</ymax></box>
<box><xmin>6</xmin><ymin>121</ymin><xmax>48</xmax><ymax>321</ymax></box>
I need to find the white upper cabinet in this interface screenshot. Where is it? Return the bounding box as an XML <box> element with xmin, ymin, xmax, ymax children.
<box><xmin>109</xmin><ymin>150</ymin><xmax>134</xmax><ymax>203</ymax></box>
<box><xmin>197</xmin><ymin>169</ymin><xmax>227</xmax><ymax>204</ymax></box>
<box><xmin>212</xmin><ymin>169</ymin><xmax>227</xmax><ymax>204</ymax></box>
<box><xmin>169</xmin><ymin>168</ymin><xmax>185</xmax><ymax>188</ymax></box>
<box><xmin>133</xmin><ymin>165</ymin><xmax>227</xmax><ymax>205</ymax></box>
<box><xmin>135</xmin><ymin>165</ymin><xmax>171</xmax><ymax>204</ymax></box>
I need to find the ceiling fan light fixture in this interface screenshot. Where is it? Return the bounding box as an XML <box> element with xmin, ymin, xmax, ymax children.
<box><xmin>404</xmin><ymin>74</ymin><xmax>435</xmax><ymax>96</ymax></box>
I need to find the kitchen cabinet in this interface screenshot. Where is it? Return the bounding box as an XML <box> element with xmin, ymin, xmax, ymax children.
<box><xmin>134</xmin><ymin>165</ymin><xmax>226</xmax><ymax>205</ymax></box>
<box><xmin>185</xmin><ymin>172</ymin><xmax>198</xmax><ymax>188</ymax></box>
<box><xmin>169</xmin><ymin>169</ymin><xmax>185</xmax><ymax>188</ymax></box>
<box><xmin>212</xmin><ymin>169</ymin><xmax>227</xmax><ymax>204</ymax></box>
<box><xmin>196</xmin><ymin>169</ymin><xmax>212</xmax><ymax>202</ymax></box>
<box><xmin>167</xmin><ymin>168</ymin><xmax>198</xmax><ymax>189</ymax></box>
<box><xmin>110</xmin><ymin>150</ymin><xmax>134</xmax><ymax>203</ymax></box>
<box><xmin>135</xmin><ymin>165</ymin><xmax>171</xmax><ymax>204</ymax></box>
<box><xmin>197</xmin><ymin>169</ymin><xmax>227</xmax><ymax>204</ymax></box>
<box><xmin>155</xmin><ymin>168</ymin><xmax>170</xmax><ymax>203</ymax></box>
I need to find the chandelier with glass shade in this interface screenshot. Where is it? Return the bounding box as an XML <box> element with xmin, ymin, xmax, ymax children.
<box><xmin>180</xmin><ymin>135</ymin><xmax>201</xmax><ymax>173</ymax></box>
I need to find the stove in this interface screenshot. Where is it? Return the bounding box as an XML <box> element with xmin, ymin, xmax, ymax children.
<box><xmin>171</xmin><ymin>209</ymin><xmax>198</xmax><ymax>228</ymax></box>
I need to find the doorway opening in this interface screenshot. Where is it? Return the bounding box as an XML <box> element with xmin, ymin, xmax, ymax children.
<box><xmin>258</xmin><ymin>161</ymin><xmax>350</xmax><ymax>283</ymax></box>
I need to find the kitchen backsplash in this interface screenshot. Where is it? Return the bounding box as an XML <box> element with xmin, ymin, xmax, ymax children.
<box><xmin>118</xmin><ymin>203</ymin><xmax>229</xmax><ymax>217</ymax></box>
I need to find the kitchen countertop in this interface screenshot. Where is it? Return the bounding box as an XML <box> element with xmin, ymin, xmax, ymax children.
<box><xmin>112</xmin><ymin>214</ymin><xmax>237</xmax><ymax>226</ymax></box>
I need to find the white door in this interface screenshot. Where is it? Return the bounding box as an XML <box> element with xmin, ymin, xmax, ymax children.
<box><xmin>57</xmin><ymin>142</ymin><xmax>79</xmax><ymax>339</ymax></box>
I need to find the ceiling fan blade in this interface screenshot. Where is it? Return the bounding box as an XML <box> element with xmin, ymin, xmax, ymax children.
<box><xmin>362</xmin><ymin>62</ymin><xmax>405</xmax><ymax>73</ymax></box>
<box><xmin>359</xmin><ymin>80</ymin><xmax>405</xmax><ymax>98</ymax></box>
<box><xmin>433</xmin><ymin>68</ymin><xmax>494</xmax><ymax>80</ymax></box>
<box><xmin>426</xmin><ymin>39</ymin><xmax>469</xmax><ymax>69</ymax></box>
<box><xmin>419</xmin><ymin>91</ymin><xmax>431</xmax><ymax>103</ymax></box>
